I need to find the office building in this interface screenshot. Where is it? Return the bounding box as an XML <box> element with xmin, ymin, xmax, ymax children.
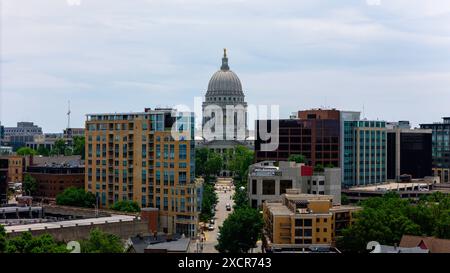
<box><xmin>64</xmin><ymin>128</ymin><xmax>85</xmax><ymax>146</ymax></box>
<box><xmin>387</xmin><ymin>121</ymin><xmax>432</xmax><ymax>180</ymax></box>
<box><xmin>255</xmin><ymin>109</ymin><xmax>340</xmax><ymax>167</ymax></box>
<box><xmin>25</xmin><ymin>155</ymin><xmax>84</xmax><ymax>200</ymax></box>
<box><xmin>85</xmin><ymin>108</ymin><xmax>202</xmax><ymax>237</ymax></box>
<box><xmin>248</xmin><ymin>161</ymin><xmax>341</xmax><ymax>208</ymax></box>
<box><xmin>262</xmin><ymin>190</ymin><xmax>360</xmax><ymax>252</ymax></box>
<box><xmin>341</xmin><ymin>111</ymin><xmax>387</xmax><ymax>187</ymax></box>
<box><xmin>4</xmin><ymin>122</ymin><xmax>43</xmax><ymax>150</ymax></box>
<box><xmin>420</xmin><ymin>117</ymin><xmax>450</xmax><ymax>183</ymax></box>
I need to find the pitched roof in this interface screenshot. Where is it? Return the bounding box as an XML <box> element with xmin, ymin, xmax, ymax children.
<box><xmin>400</xmin><ymin>235</ymin><xmax>450</xmax><ymax>253</ymax></box>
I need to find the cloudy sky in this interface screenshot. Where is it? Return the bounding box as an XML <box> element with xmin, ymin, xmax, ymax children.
<box><xmin>1</xmin><ymin>0</ymin><xmax>450</xmax><ymax>132</ymax></box>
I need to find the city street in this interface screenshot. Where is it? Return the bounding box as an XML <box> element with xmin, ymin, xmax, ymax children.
<box><xmin>203</xmin><ymin>178</ymin><xmax>234</xmax><ymax>253</ymax></box>
<box><xmin>191</xmin><ymin>178</ymin><xmax>234</xmax><ymax>253</ymax></box>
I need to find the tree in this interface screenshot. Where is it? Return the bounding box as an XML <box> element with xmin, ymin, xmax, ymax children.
<box><xmin>325</xmin><ymin>163</ymin><xmax>335</xmax><ymax>168</ymax></box>
<box><xmin>51</xmin><ymin>138</ymin><xmax>67</xmax><ymax>155</ymax></box>
<box><xmin>22</xmin><ymin>174</ymin><xmax>37</xmax><ymax>196</ymax></box>
<box><xmin>72</xmin><ymin>136</ymin><xmax>85</xmax><ymax>159</ymax></box>
<box><xmin>216</xmin><ymin>206</ymin><xmax>263</xmax><ymax>253</ymax></box>
<box><xmin>36</xmin><ymin>145</ymin><xmax>50</xmax><ymax>156</ymax></box>
<box><xmin>336</xmin><ymin>193</ymin><xmax>450</xmax><ymax>253</ymax></box>
<box><xmin>227</xmin><ymin>145</ymin><xmax>254</xmax><ymax>185</ymax></box>
<box><xmin>16</xmin><ymin>147</ymin><xmax>36</xmax><ymax>156</ymax></box>
<box><xmin>0</xmin><ymin>225</ymin><xmax>6</xmax><ymax>253</ymax></box>
<box><xmin>4</xmin><ymin>232</ymin><xmax>68</xmax><ymax>253</ymax></box>
<box><xmin>314</xmin><ymin>164</ymin><xmax>324</xmax><ymax>173</ymax></box>
<box><xmin>200</xmin><ymin>183</ymin><xmax>218</xmax><ymax>222</ymax></box>
<box><xmin>205</xmin><ymin>151</ymin><xmax>223</xmax><ymax>177</ymax></box>
<box><xmin>111</xmin><ymin>200</ymin><xmax>140</xmax><ymax>213</ymax></box>
<box><xmin>56</xmin><ymin>187</ymin><xmax>96</xmax><ymax>208</ymax></box>
<box><xmin>341</xmin><ymin>194</ymin><xmax>350</xmax><ymax>205</ymax></box>
<box><xmin>233</xmin><ymin>186</ymin><xmax>249</xmax><ymax>209</ymax></box>
<box><xmin>195</xmin><ymin>147</ymin><xmax>209</xmax><ymax>177</ymax></box>
<box><xmin>287</xmin><ymin>154</ymin><xmax>306</xmax><ymax>164</ymax></box>
<box><xmin>80</xmin><ymin>228</ymin><xmax>124</xmax><ymax>253</ymax></box>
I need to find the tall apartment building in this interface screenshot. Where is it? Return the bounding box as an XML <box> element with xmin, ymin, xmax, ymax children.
<box><xmin>248</xmin><ymin>161</ymin><xmax>341</xmax><ymax>208</ymax></box>
<box><xmin>341</xmin><ymin>111</ymin><xmax>387</xmax><ymax>187</ymax></box>
<box><xmin>255</xmin><ymin>109</ymin><xmax>340</xmax><ymax>167</ymax></box>
<box><xmin>85</xmin><ymin>108</ymin><xmax>202</xmax><ymax>237</ymax></box>
<box><xmin>262</xmin><ymin>190</ymin><xmax>360</xmax><ymax>252</ymax></box>
<box><xmin>387</xmin><ymin>121</ymin><xmax>432</xmax><ymax>180</ymax></box>
<box><xmin>420</xmin><ymin>117</ymin><xmax>450</xmax><ymax>183</ymax></box>
<box><xmin>4</xmin><ymin>122</ymin><xmax>43</xmax><ymax>150</ymax></box>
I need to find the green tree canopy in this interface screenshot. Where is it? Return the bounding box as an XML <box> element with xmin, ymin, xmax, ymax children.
<box><xmin>287</xmin><ymin>154</ymin><xmax>306</xmax><ymax>164</ymax></box>
<box><xmin>80</xmin><ymin>228</ymin><xmax>124</xmax><ymax>253</ymax></box>
<box><xmin>314</xmin><ymin>164</ymin><xmax>324</xmax><ymax>173</ymax></box>
<box><xmin>200</xmin><ymin>182</ymin><xmax>218</xmax><ymax>222</ymax></box>
<box><xmin>0</xmin><ymin>225</ymin><xmax>6</xmax><ymax>253</ymax></box>
<box><xmin>233</xmin><ymin>186</ymin><xmax>249</xmax><ymax>209</ymax></box>
<box><xmin>16</xmin><ymin>147</ymin><xmax>36</xmax><ymax>156</ymax></box>
<box><xmin>36</xmin><ymin>145</ymin><xmax>50</xmax><ymax>156</ymax></box>
<box><xmin>205</xmin><ymin>151</ymin><xmax>223</xmax><ymax>177</ymax></box>
<box><xmin>22</xmin><ymin>174</ymin><xmax>38</xmax><ymax>196</ymax></box>
<box><xmin>51</xmin><ymin>138</ymin><xmax>67</xmax><ymax>156</ymax></box>
<box><xmin>227</xmin><ymin>145</ymin><xmax>254</xmax><ymax>187</ymax></box>
<box><xmin>111</xmin><ymin>200</ymin><xmax>141</xmax><ymax>213</ymax></box>
<box><xmin>195</xmin><ymin>147</ymin><xmax>209</xmax><ymax>177</ymax></box>
<box><xmin>336</xmin><ymin>193</ymin><xmax>450</xmax><ymax>253</ymax></box>
<box><xmin>72</xmin><ymin>136</ymin><xmax>85</xmax><ymax>159</ymax></box>
<box><xmin>216</xmin><ymin>206</ymin><xmax>263</xmax><ymax>253</ymax></box>
<box><xmin>56</xmin><ymin>187</ymin><xmax>96</xmax><ymax>208</ymax></box>
<box><xmin>4</xmin><ymin>232</ymin><xmax>68</xmax><ymax>253</ymax></box>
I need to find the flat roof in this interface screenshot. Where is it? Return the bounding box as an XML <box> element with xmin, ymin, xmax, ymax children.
<box><xmin>145</xmin><ymin>237</ymin><xmax>191</xmax><ymax>252</ymax></box>
<box><xmin>265</xmin><ymin>202</ymin><xmax>292</xmax><ymax>216</ymax></box>
<box><xmin>347</xmin><ymin>182</ymin><xmax>429</xmax><ymax>192</ymax></box>
<box><xmin>4</xmin><ymin>214</ymin><xmax>136</xmax><ymax>233</ymax></box>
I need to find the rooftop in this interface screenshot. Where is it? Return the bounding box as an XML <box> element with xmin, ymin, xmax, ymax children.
<box><xmin>346</xmin><ymin>181</ymin><xmax>433</xmax><ymax>192</ymax></box>
<box><xmin>4</xmin><ymin>214</ymin><xmax>136</xmax><ymax>233</ymax></box>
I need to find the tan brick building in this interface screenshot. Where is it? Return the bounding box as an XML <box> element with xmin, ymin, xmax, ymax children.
<box><xmin>85</xmin><ymin>108</ymin><xmax>202</xmax><ymax>237</ymax></box>
<box><xmin>262</xmin><ymin>189</ymin><xmax>360</xmax><ymax>252</ymax></box>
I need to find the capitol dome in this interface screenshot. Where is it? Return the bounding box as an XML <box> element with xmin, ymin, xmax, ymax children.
<box><xmin>206</xmin><ymin>49</ymin><xmax>244</xmax><ymax>98</ymax></box>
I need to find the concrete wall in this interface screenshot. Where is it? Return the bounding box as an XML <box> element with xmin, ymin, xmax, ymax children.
<box><xmin>6</xmin><ymin>219</ymin><xmax>149</xmax><ymax>242</ymax></box>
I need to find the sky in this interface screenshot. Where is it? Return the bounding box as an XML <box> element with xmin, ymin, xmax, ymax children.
<box><xmin>1</xmin><ymin>0</ymin><xmax>450</xmax><ymax>132</ymax></box>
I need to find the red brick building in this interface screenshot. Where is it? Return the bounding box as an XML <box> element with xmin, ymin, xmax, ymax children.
<box><xmin>255</xmin><ymin>109</ymin><xmax>341</xmax><ymax>167</ymax></box>
<box><xmin>25</xmin><ymin>155</ymin><xmax>84</xmax><ymax>200</ymax></box>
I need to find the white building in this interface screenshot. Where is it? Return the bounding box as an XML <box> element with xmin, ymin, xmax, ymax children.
<box><xmin>248</xmin><ymin>161</ymin><xmax>341</xmax><ymax>208</ymax></box>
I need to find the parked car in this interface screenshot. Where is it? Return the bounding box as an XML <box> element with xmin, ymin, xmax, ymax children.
<box><xmin>208</xmin><ymin>224</ymin><xmax>215</xmax><ymax>231</ymax></box>
<box><xmin>209</xmin><ymin>219</ymin><xmax>215</xmax><ymax>225</ymax></box>
<box><xmin>226</xmin><ymin>203</ymin><xmax>231</xmax><ymax>211</ymax></box>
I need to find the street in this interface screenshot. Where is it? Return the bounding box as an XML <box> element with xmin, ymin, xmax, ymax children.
<box><xmin>202</xmin><ymin>178</ymin><xmax>234</xmax><ymax>253</ymax></box>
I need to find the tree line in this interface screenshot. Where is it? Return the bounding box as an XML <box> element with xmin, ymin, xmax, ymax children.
<box><xmin>16</xmin><ymin>136</ymin><xmax>85</xmax><ymax>159</ymax></box>
<box><xmin>0</xmin><ymin>226</ymin><xmax>124</xmax><ymax>253</ymax></box>
<box><xmin>337</xmin><ymin>192</ymin><xmax>450</xmax><ymax>252</ymax></box>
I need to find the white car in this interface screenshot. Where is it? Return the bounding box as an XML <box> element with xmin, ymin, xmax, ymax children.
<box><xmin>208</xmin><ymin>224</ymin><xmax>215</xmax><ymax>231</ymax></box>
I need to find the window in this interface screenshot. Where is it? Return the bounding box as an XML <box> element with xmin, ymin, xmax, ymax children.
<box><xmin>179</xmin><ymin>144</ymin><xmax>187</xmax><ymax>160</ymax></box>
<box><xmin>262</xmin><ymin>180</ymin><xmax>275</xmax><ymax>195</ymax></box>
<box><xmin>252</xmin><ymin>180</ymin><xmax>257</xmax><ymax>195</ymax></box>
<box><xmin>304</xmin><ymin>219</ymin><xmax>312</xmax><ymax>226</ymax></box>
<box><xmin>280</xmin><ymin>180</ymin><xmax>292</xmax><ymax>194</ymax></box>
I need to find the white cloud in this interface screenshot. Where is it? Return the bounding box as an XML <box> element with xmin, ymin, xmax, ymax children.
<box><xmin>1</xmin><ymin>0</ymin><xmax>449</xmax><ymax>131</ymax></box>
